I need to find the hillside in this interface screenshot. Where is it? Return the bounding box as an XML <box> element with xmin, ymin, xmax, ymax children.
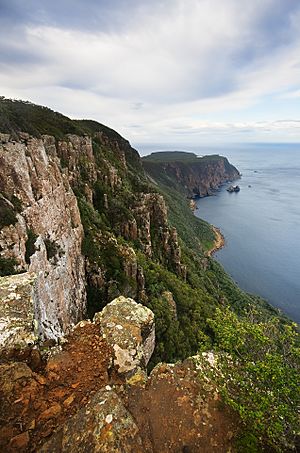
<box><xmin>0</xmin><ymin>98</ymin><xmax>299</xmax><ymax>452</ymax></box>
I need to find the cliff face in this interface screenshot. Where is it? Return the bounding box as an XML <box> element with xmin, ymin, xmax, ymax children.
<box><xmin>142</xmin><ymin>152</ymin><xmax>240</xmax><ymax>198</ymax></box>
<box><xmin>0</xmin><ymin>100</ymin><xmax>298</xmax><ymax>453</ymax></box>
<box><xmin>51</xmin><ymin>131</ymin><xmax>187</xmax><ymax>311</ymax></box>
<box><xmin>0</xmin><ymin>133</ymin><xmax>86</xmax><ymax>339</ymax></box>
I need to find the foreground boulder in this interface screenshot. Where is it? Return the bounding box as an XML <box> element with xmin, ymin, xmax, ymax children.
<box><xmin>0</xmin><ymin>272</ymin><xmax>37</xmax><ymax>355</ymax></box>
<box><xmin>94</xmin><ymin>296</ymin><xmax>155</xmax><ymax>378</ymax></box>
<box><xmin>38</xmin><ymin>388</ymin><xmax>143</xmax><ymax>453</ymax></box>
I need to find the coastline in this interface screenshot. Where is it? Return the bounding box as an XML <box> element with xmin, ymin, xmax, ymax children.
<box><xmin>206</xmin><ymin>226</ymin><xmax>225</xmax><ymax>257</ymax></box>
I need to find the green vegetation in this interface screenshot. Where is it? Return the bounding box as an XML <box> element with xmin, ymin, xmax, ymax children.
<box><xmin>138</xmin><ymin>253</ymin><xmax>213</xmax><ymax>363</ymax></box>
<box><xmin>10</xmin><ymin>195</ymin><xmax>22</xmax><ymax>213</ymax></box>
<box><xmin>78</xmin><ymin>196</ymin><xmax>130</xmax><ymax>315</ymax></box>
<box><xmin>143</xmin><ymin>151</ymin><xmax>221</xmax><ymax>162</ymax></box>
<box><xmin>0</xmin><ymin>197</ymin><xmax>18</xmax><ymax>230</ymax></box>
<box><xmin>25</xmin><ymin>230</ymin><xmax>38</xmax><ymax>265</ymax></box>
<box><xmin>44</xmin><ymin>238</ymin><xmax>63</xmax><ymax>264</ymax></box>
<box><xmin>0</xmin><ymin>97</ymin><xmax>135</xmax><ymax>147</ymax></box>
<box><xmin>0</xmin><ymin>97</ymin><xmax>85</xmax><ymax>138</ymax></box>
<box><xmin>156</xmin><ymin>181</ymin><xmax>215</xmax><ymax>253</ymax></box>
<box><xmin>197</xmin><ymin>308</ymin><xmax>300</xmax><ymax>451</ymax></box>
<box><xmin>0</xmin><ymin>256</ymin><xmax>18</xmax><ymax>276</ymax></box>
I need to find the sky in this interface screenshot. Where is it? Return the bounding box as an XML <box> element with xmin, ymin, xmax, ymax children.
<box><xmin>1</xmin><ymin>0</ymin><xmax>300</xmax><ymax>147</ymax></box>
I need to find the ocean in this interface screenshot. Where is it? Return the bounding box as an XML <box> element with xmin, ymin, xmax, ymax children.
<box><xmin>194</xmin><ymin>144</ymin><xmax>300</xmax><ymax>324</ymax></box>
<box><xmin>139</xmin><ymin>143</ymin><xmax>300</xmax><ymax>324</ymax></box>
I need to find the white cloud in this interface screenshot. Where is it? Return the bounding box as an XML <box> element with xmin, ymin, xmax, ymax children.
<box><xmin>1</xmin><ymin>0</ymin><xmax>300</xmax><ymax>144</ymax></box>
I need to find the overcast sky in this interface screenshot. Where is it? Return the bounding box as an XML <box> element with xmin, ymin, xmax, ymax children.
<box><xmin>1</xmin><ymin>0</ymin><xmax>300</xmax><ymax>147</ymax></box>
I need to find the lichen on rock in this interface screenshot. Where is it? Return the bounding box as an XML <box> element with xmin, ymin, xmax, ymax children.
<box><xmin>94</xmin><ymin>296</ymin><xmax>155</xmax><ymax>378</ymax></box>
<box><xmin>38</xmin><ymin>389</ymin><xmax>143</xmax><ymax>453</ymax></box>
<box><xmin>0</xmin><ymin>272</ymin><xmax>38</xmax><ymax>354</ymax></box>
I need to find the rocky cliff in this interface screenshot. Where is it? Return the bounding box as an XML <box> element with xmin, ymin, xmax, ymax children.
<box><xmin>0</xmin><ymin>133</ymin><xmax>86</xmax><ymax>339</ymax></box>
<box><xmin>142</xmin><ymin>151</ymin><xmax>240</xmax><ymax>198</ymax></box>
<box><xmin>0</xmin><ymin>98</ymin><xmax>277</xmax><ymax>363</ymax></box>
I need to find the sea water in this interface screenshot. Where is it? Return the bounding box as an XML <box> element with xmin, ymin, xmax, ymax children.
<box><xmin>194</xmin><ymin>144</ymin><xmax>300</xmax><ymax>323</ymax></box>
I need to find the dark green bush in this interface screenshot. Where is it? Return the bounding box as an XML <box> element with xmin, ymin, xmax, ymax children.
<box><xmin>44</xmin><ymin>238</ymin><xmax>61</xmax><ymax>262</ymax></box>
<box><xmin>0</xmin><ymin>198</ymin><xmax>17</xmax><ymax>229</ymax></box>
<box><xmin>0</xmin><ymin>256</ymin><xmax>18</xmax><ymax>276</ymax></box>
<box><xmin>25</xmin><ymin>230</ymin><xmax>38</xmax><ymax>264</ymax></box>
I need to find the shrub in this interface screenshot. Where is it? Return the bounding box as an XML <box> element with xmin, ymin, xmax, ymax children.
<box><xmin>199</xmin><ymin>308</ymin><xmax>300</xmax><ymax>451</ymax></box>
<box><xmin>0</xmin><ymin>198</ymin><xmax>17</xmax><ymax>229</ymax></box>
<box><xmin>0</xmin><ymin>256</ymin><xmax>18</xmax><ymax>276</ymax></box>
<box><xmin>25</xmin><ymin>230</ymin><xmax>38</xmax><ymax>264</ymax></box>
<box><xmin>44</xmin><ymin>238</ymin><xmax>57</xmax><ymax>260</ymax></box>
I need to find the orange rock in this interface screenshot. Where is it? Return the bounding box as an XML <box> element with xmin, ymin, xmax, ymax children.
<box><xmin>39</xmin><ymin>403</ymin><xmax>62</xmax><ymax>421</ymax></box>
<box><xmin>34</xmin><ymin>373</ymin><xmax>47</xmax><ymax>385</ymax></box>
<box><xmin>9</xmin><ymin>431</ymin><xmax>30</xmax><ymax>449</ymax></box>
<box><xmin>63</xmin><ymin>394</ymin><xmax>75</xmax><ymax>407</ymax></box>
<box><xmin>50</xmin><ymin>387</ymin><xmax>68</xmax><ymax>399</ymax></box>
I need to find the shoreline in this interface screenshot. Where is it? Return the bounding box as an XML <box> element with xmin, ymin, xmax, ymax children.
<box><xmin>206</xmin><ymin>226</ymin><xmax>225</xmax><ymax>257</ymax></box>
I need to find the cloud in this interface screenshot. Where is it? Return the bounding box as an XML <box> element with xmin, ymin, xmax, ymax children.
<box><xmin>0</xmin><ymin>0</ymin><xmax>300</xmax><ymax>144</ymax></box>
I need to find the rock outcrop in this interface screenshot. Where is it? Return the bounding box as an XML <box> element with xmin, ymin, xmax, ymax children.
<box><xmin>127</xmin><ymin>360</ymin><xmax>238</xmax><ymax>452</ymax></box>
<box><xmin>0</xmin><ymin>134</ymin><xmax>86</xmax><ymax>339</ymax></box>
<box><xmin>0</xmin><ymin>272</ymin><xmax>37</xmax><ymax>355</ymax></box>
<box><xmin>38</xmin><ymin>389</ymin><xmax>143</xmax><ymax>453</ymax></box>
<box><xmin>130</xmin><ymin>193</ymin><xmax>186</xmax><ymax>277</ymax></box>
<box><xmin>0</xmin><ymin>295</ymin><xmax>156</xmax><ymax>452</ymax></box>
<box><xmin>94</xmin><ymin>296</ymin><xmax>155</xmax><ymax>378</ymax></box>
<box><xmin>0</xmin><ymin>270</ymin><xmax>240</xmax><ymax>451</ymax></box>
<box><xmin>0</xmin><ymin>295</ymin><xmax>239</xmax><ymax>453</ymax></box>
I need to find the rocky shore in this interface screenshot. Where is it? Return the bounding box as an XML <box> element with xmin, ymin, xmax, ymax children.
<box><xmin>206</xmin><ymin>226</ymin><xmax>225</xmax><ymax>257</ymax></box>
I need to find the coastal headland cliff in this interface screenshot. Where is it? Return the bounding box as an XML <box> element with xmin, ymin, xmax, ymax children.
<box><xmin>143</xmin><ymin>151</ymin><xmax>240</xmax><ymax>198</ymax></box>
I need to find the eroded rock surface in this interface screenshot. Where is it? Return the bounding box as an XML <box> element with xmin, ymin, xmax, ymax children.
<box><xmin>0</xmin><ymin>322</ymin><xmax>112</xmax><ymax>452</ymax></box>
<box><xmin>94</xmin><ymin>296</ymin><xmax>155</xmax><ymax>377</ymax></box>
<box><xmin>0</xmin><ymin>135</ymin><xmax>86</xmax><ymax>339</ymax></box>
<box><xmin>127</xmin><ymin>360</ymin><xmax>238</xmax><ymax>453</ymax></box>
<box><xmin>0</xmin><ymin>298</ymin><xmax>240</xmax><ymax>453</ymax></box>
<box><xmin>0</xmin><ymin>272</ymin><xmax>37</xmax><ymax>355</ymax></box>
<box><xmin>38</xmin><ymin>389</ymin><xmax>143</xmax><ymax>453</ymax></box>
